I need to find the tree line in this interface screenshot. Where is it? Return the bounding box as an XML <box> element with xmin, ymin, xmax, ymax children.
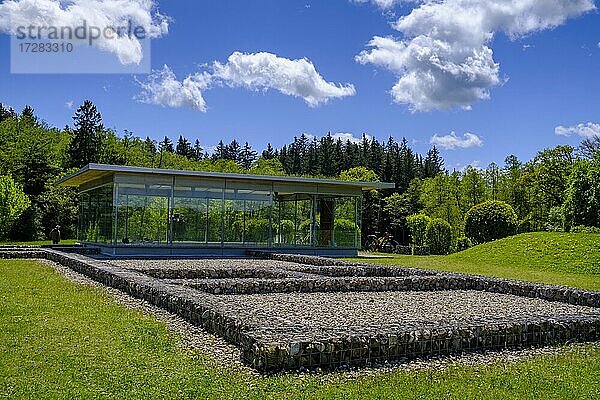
<box><xmin>0</xmin><ymin>100</ymin><xmax>598</xmax><ymax>245</ymax></box>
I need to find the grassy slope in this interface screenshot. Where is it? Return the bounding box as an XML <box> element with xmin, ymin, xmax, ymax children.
<box><xmin>352</xmin><ymin>233</ymin><xmax>600</xmax><ymax>291</ymax></box>
<box><xmin>1</xmin><ymin>259</ymin><xmax>599</xmax><ymax>399</ymax></box>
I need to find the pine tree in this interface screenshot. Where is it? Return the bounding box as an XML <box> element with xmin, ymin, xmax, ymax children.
<box><xmin>0</xmin><ymin>103</ymin><xmax>17</xmax><ymax>123</ymax></box>
<box><xmin>262</xmin><ymin>143</ymin><xmax>275</xmax><ymax>159</ymax></box>
<box><xmin>144</xmin><ymin>137</ymin><xmax>157</xmax><ymax>155</ymax></box>
<box><xmin>226</xmin><ymin>140</ymin><xmax>241</xmax><ymax>163</ymax></box>
<box><xmin>212</xmin><ymin>140</ymin><xmax>227</xmax><ymax>160</ymax></box>
<box><xmin>68</xmin><ymin>100</ymin><xmax>104</xmax><ymax>168</ymax></box>
<box><xmin>193</xmin><ymin>139</ymin><xmax>204</xmax><ymax>161</ymax></box>
<box><xmin>157</xmin><ymin>136</ymin><xmax>174</xmax><ymax>168</ymax></box>
<box><xmin>159</xmin><ymin>136</ymin><xmax>174</xmax><ymax>153</ymax></box>
<box><xmin>240</xmin><ymin>142</ymin><xmax>258</xmax><ymax>170</ymax></box>
<box><xmin>176</xmin><ymin>135</ymin><xmax>193</xmax><ymax>158</ymax></box>
<box><xmin>20</xmin><ymin>105</ymin><xmax>37</xmax><ymax>124</ymax></box>
<box><xmin>319</xmin><ymin>133</ymin><xmax>336</xmax><ymax>177</ymax></box>
<box><xmin>423</xmin><ymin>146</ymin><xmax>444</xmax><ymax>178</ymax></box>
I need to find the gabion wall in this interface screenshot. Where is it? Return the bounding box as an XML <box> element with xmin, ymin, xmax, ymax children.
<box><xmin>1</xmin><ymin>248</ymin><xmax>599</xmax><ymax>373</ymax></box>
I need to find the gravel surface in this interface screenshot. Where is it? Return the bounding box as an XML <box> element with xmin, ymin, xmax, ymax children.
<box><xmin>107</xmin><ymin>258</ymin><xmax>309</xmax><ymax>271</ymax></box>
<box><xmin>216</xmin><ymin>290</ymin><xmax>600</xmax><ymax>342</ymax></box>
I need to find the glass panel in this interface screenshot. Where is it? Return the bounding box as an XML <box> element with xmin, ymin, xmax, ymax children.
<box><xmin>243</xmin><ymin>191</ymin><xmax>272</xmax><ymax>246</ymax></box>
<box><xmin>223</xmin><ymin>189</ymin><xmax>243</xmax><ymax>244</ymax></box>
<box><xmin>295</xmin><ymin>197</ymin><xmax>313</xmax><ymax>246</ymax></box>
<box><xmin>334</xmin><ymin>197</ymin><xmax>358</xmax><ymax>248</ymax></box>
<box><xmin>275</xmin><ymin>195</ymin><xmax>295</xmax><ymax>246</ymax></box>
<box><xmin>78</xmin><ymin>185</ymin><xmax>113</xmax><ymax>244</ymax></box>
<box><xmin>116</xmin><ymin>183</ymin><xmax>170</xmax><ymax>245</ymax></box>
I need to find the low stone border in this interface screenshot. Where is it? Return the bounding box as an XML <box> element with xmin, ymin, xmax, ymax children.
<box><xmin>249</xmin><ymin>251</ymin><xmax>600</xmax><ymax>308</ymax></box>
<box><xmin>1</xmin><ymin>249</ymin><xmax>599</xmax><ymax>373</ymax></box>
<box><xmin>244</xmin><ymin>316</ymin><xmax>600</xmax><ymax>372</ymax></box>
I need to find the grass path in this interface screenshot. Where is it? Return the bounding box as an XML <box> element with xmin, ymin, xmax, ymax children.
<box><xmin>351</xmin><ymin>233</ymin><xmax>600</xmax><ymax>291</ymax></box>
<box><xmin>1</xmin><ymin>258</ymin><xmax>599</xmax><ymax>399</ymax></box>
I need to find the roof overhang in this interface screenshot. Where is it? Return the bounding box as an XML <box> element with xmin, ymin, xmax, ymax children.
<box><xmin>56</xmin><ymin>164</ymin><xmax>396</xmax><ymax>191</ymax></box>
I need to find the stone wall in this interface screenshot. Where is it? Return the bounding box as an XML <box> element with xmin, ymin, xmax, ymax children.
<box><xmin>249</xmin><ymin>251</ymin><xmax>600</xmax><ymax>308</ymax></box>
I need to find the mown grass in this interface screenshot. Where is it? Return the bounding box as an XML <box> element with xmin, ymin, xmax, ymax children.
<box><xmin>352</xmin><ymin>233</ymin><xmax>600</xmax><ymax>291</ymax></box>
<box><xmin>0</xmin><ymin>239</ymin><xmax>77</xmax><ymax>246</ymax></box>
<box><xmin>1</xmin><ymin>258</ymin><xmax>600</xmax><ymax>399</ymax></box>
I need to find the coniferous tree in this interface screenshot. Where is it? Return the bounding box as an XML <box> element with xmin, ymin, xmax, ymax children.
<box><xmin>157</xmin><ymin>136</ymin><xmax>174</xmax><ymax>168</ymax></box>
<box><xmin>226</xmin><ymin>139</ymin><xmax>242</xmax><ymax>163</ymax></box>
<box><xmin>212</xmin><ymin>140</ymin><xmax>227</xmax><ymax>160</ymax></box>
<box><xmin>262</xmin><ymin>143</ymin><xmax>276</xmax><ymax>159</ymax></box>
<box><xmin>68</xmin><ymin>100</ymin><xmax>104</xmax><ymax>168</ymax></box>
<box><xmin>144</xmin><ymin>137</ymin><xmax>157</xmax><ymax>154</ymax></box>
<box><xmin>423</xmin><ymin>146</ymin><xmax>444</xmax><ymax>178</ymax></box>
<box><xmin>240</xmin><ymin>142</ymin><xmax>258</xmax><ymax>170</ymax></box>
<box><xmin>176</xmin><ymin>135</ymin><xmax>193</xmax><ymax>158</ymax></box>
<box><xmin>193</xmin><ymin>139</ymin><xmax>204</xmax><ymax>161</ymax></box>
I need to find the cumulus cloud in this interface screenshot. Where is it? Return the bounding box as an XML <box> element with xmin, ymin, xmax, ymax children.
<box><xmin>0</xmin><ymin>0</ymin><xmax>169</xmax><ymax>65</ymax></box>
<box><xmin>331</xmin><ymin>132</ymin><xmax>371</xmax><ymax>144</ymax></box>
<box><xmin>555</xmin><ymin>122</ymin><xmax>600</xmax><ymax>139</ymax></box>
<box><xmin>138</xmin><ymin>52</ymin><xmax>355</xmax><ymax>111</ymax></box>
<box><xmin>212</xmin><ymin>52</ymin><xmax>356</xmax><ymax>107</ymax></box>
<box><xmin>356</xmin><ymin>0</ymin><xmax>595</xmax><ymax>111</ymax></box>
<box><xmin>352</xmin><ymin>0</ymin><xmax>403</xmax><ymax>9</ymax></box>
<box><xmin>137</xmin><ymin>65</ymin><xmax>211</xmax><ymax>112</ymax></box>
<box><xmin>430</xmin><ymin>132</ymin><xmax>483</xmax><ymax>150</ymax></box>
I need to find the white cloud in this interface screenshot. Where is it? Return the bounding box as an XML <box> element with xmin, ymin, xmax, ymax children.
<box><xmin>356</xmin><ymin>0</ymin><xmax>595</xmax><ymax>111</ymax></box>
<box><xmin>137</xmin><ymin>65</ymin><xmax>211</xmax><ymax>112</ymax></box>
<box><xmin>65</xmin><ymin>101</ymin><xmax>74</xmax><ymax>110</ymax></box>
<box><xmin>555</xmin><ymin>122</ymin><xmax>600</xmax><ymax>138</ymax></box>
<box><xmin>212</xmin><ymin>52</ymin><xmax>356</xmax><ymax>107</ymax></box>
<box><xmin>352</xmin><ymin>0</ymin><xmax>404</xmax><ymax>9</ymax></box>
<box><xmin>430</xmin><ymin>132</ymin><xmax>483</xmax><ymax>150</ymax></box>
<box><xmin>0</xmin><ymin>0</ymin><xmax>169</xmax><ymax>65</ymax></box>
<box><xmin>331</xmin><ymin>132</ymin><xmax>371</xmax><ymax>144</ymax></box>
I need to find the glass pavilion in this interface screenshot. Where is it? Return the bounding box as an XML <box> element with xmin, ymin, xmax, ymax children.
<box><xmin>57</xmin><ymin>164</ymin><xmax>395</xmax><ymax>256</ymax></box>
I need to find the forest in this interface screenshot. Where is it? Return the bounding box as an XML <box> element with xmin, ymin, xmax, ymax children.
<box><xmin>0</xmin><ymin>100</ymin><xmax>599</xmax><ymax>250</ymax></box>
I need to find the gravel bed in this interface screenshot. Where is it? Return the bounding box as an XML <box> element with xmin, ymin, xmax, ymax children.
<box><xmin>216</xmin><ymin>290</ymin><xmax>600</xmax><ymax>343</ymax></box>
<box><xmin>107</xmin><ymin>258</ymin><xmax>309</xmax><ymax>271</ymax></box>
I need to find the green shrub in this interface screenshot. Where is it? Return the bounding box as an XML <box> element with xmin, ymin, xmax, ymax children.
<box><xmin>464</xmin><ymin>200</ymin><xmax>518</xmax><ymax>244</ymax></box>
<box><xmin>407</xmin><ymin>214</ymin><xmax>431</xmax><ymax>246</ymax></box>
<box><xmin>0</xmin><ymin>175</ymin><xmax>30</xmax><ymax>239</ymax></box>
<box><xmin>425</xmin><ymin>218</ymin><xmax>453</xmax><ymax>255</ymax></box>
<box><xmin>570</xmin><ymin>225</ymin><xmax>600</xmax><ymax>234</ymax></box>
<box><xmin>412</xmin><ymin>245</ymin><xmax>430</xmax><ymax>256</ymax></box>
<box><xmin>456</xmin><ymin>236</ymin><xmax>473</xmax><ymax>252</ymax></box>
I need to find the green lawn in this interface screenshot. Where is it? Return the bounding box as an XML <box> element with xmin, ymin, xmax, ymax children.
<box><xmin>0</xmin><ymin>239</ymin><xmax>78</xmax><ymax>246</ymax></box>
<box><xmin>351</xmin><ymin>233</ymin><xmax>600</xmax><ymax>291</ymax></box>
<box><xmin>1</xmin><ymin>258</ymin><xmax>599</xmax><ymax>399</ymax></box>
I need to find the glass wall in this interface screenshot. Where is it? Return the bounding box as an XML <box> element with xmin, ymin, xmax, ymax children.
<box><xmin>115</xmin><ymin>180</ymin><xmax>171</xmax><ymax>245</ymax></box>
<box><xmin>78</xmin><ymin>184</ymin><xmax>113</xmax><ymax>244</ymax></box>
<box><xmin>80</xmin><ymin>174</ymin><xmax>362</xmax><ymax>249</ymax></box>
<box><xmin>171</xmin><ymin>177</ymin><xmax>224</xmax><ymax>245</ymax></box>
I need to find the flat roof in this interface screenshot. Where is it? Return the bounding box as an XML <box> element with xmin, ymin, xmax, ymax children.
<box><xmin>56</xmin><ymin>164</ymin><xmax>396</xmax><ymax>191</ymax></box>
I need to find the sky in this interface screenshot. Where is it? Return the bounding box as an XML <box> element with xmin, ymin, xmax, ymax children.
<box><xmin>0</xmin><ymin>0</ymin><xmax>599</xmax><ymax>171</ymax></box>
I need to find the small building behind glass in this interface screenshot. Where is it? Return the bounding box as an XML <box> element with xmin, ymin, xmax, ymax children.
<box><xmin>57</xmin><ymin>164</ymin><xmax>395</xmax><ymax>256</ymax></box>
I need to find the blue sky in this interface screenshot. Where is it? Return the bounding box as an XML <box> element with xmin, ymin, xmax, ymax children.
<box><xmin>1</xmin><ymin>0</ymin><xmax>599</xmax><ymax>170</ymax></box>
